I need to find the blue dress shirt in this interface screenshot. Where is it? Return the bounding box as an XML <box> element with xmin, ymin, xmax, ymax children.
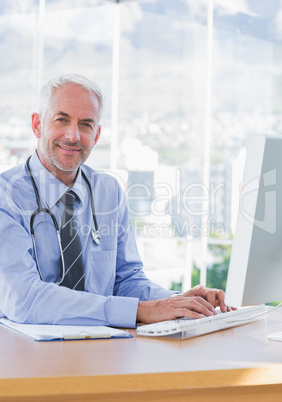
<box><xmin>0</xmin><ymin>152</ymin><xmax>173</xmax><ymax>328</ymax></box>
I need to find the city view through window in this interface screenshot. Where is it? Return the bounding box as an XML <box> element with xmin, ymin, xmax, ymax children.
<box><xmin>1</xmin><ymin>0</ymin><xmax>282</xmax><ymax>291</ymax></box>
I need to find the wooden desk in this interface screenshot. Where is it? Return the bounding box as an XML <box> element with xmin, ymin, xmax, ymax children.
<box><xmin>1</xmin><ymin>309</ymin><xmax>282</xmax><ymax>401</ymax></box>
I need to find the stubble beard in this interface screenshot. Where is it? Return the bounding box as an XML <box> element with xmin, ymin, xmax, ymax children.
<box><xmin>39</xmin><ymin>134</ymin><xmax>89</xmax><ymax>174</ymax></box>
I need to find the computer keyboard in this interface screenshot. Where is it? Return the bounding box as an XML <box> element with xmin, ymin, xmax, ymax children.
<box><xmin>137</xmin><ymin>304</ymin><xmax>267</xmax><ymax>339</ymax></box>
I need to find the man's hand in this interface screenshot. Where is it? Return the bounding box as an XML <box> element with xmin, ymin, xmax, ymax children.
<box><xmin>137</xmin><ymin>293</ymin><xmax>217</xmax><ymax>324</ymax></box>
<box><xmin>183</xmin><ymin>284</ymin><xmax>231</xmax><ymax>313</ymax></box>
<box><xmin>136</xmin><ymin>285</ymin><xmax>232</xmax><ymax>324</ymax></box>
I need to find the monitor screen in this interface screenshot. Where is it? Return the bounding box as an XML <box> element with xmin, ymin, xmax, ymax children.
<box><xmin>225</xmin><ymin>134</ymin><xmax>282</xmax><ymax>307</ymax></box>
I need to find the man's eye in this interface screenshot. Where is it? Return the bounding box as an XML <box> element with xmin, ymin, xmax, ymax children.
<box><xmin>81</xmin><ymin>122</ymin><xmax>93</xmax><ymax>129</ymax></box>
<box><xmin>57</xmin><ymin>118</ymin><xmax>67</xmax><ymax>122</ymax></box>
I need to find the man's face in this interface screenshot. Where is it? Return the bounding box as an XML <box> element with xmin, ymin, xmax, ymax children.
<box><xmin>33</xmin><ymin>83</ymin><xmax>101</xmax><ymax>184</ymax></box>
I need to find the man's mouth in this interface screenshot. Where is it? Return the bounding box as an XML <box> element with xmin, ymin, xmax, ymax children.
<box><xmin>58</xmin><ymin>144</ymin><xmax>81</xmax><ymax>153</ymax></box>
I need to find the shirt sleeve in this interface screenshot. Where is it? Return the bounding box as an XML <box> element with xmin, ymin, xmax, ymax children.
<box><xmin>0</xmin><ymin>189</ymin><xmax>139</xmax><ymax>328</ymax></box>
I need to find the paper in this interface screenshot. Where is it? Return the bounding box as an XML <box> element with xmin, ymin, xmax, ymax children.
<box><xmin>0</xmin><ymin>318</ymin><xmax>132</xmax><ymax>341</ymax></box>
<box><xmin>267</xmin><ymin>331</ymin><xmax>282</xmax><ymax>342</ymax></box>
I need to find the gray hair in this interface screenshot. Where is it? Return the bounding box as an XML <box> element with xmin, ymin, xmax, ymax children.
<box><xmin>38</xmin><ymin>73</ymin><xmax>106</xmax><ymax>123</ymax></box>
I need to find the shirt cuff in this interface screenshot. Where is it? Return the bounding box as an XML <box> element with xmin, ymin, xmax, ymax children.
<box><xmin>107</xmin><ymin>295</ymin><xmax>139</xmax><ymax>328</ymax></box>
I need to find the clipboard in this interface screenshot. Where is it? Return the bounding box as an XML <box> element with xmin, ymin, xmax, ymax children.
<box><xmin>0</xmin><ymin>318</ymin><xmax>132</xmax><ymax>341</ymax></box>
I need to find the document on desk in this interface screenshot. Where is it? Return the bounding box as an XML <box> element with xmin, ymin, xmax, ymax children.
<box><xmin>267</xmin><ymin>331</ymin><xmax>282</xmax><ymax>341</ymax></box>
<box><xmin>0</xmin><ymin>318</ymin><xmax>132</xmax><ymax>341</ymax></box>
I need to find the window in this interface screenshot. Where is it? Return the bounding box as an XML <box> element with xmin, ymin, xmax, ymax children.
<box><xmin>1</xmin><ymin>0</ymin><xmax>281</xmax><ymax>291</ymax></box>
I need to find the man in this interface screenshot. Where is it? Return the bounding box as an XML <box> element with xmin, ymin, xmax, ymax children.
<box><xmin>0</xmin><ymin>74</ymin><xmax>230</xmax><ymax>328</ymax></box>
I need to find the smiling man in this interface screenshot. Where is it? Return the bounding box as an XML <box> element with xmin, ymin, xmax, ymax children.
<box><xmin>0</xmin><ymin>74</ymin><xmax>230</xmax><ymax>327</ymax></box>
<box><xmin>32</xmin><ymin>81</ymin><xmax>101</xmax><ymax>186</ymax></box>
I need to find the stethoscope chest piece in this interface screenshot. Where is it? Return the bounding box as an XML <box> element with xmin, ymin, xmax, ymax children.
<box><xmin>91</xmin><ymin>229</ymin><xmax>101</xmax><ymax>245</ymax></box>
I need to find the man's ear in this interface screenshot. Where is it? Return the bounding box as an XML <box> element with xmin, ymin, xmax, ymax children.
<box><xmin>31</xmin><ymin>113</ymin><xmax>42</xmax><ymax>138</ymax></box>
<box><xmin>93</xmin><ymin>125</ymin><xmax>102</xmax><ymax>147</ymax></box>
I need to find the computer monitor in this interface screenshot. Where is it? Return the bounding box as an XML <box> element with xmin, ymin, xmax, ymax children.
<box><xmin>225</xmin><ymin>133</ymin><xmax>282</xmax><ymax>307</ymax></box>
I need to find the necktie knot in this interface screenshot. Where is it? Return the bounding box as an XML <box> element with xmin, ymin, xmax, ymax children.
<box><xmin>61</xmin><ymin>190</ymin><xmax>76</xmax><ymax>207</ymax></box>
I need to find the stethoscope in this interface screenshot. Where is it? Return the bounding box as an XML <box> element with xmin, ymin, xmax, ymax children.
<box><xmin>26</xmin><ymin>156</ymin><xmax>101</xmax><ymax>284</ymax></box>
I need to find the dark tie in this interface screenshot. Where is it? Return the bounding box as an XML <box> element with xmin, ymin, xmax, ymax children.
<box><xmin>60</xmin><ymin>190</ymin><xmax>84</xmax><ymax>290</ymax></box>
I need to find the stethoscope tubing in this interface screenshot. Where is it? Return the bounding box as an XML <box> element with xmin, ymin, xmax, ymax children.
<box><xmin>25</xmin><ymin>156</ymin><xmax>100</xmax><ymax>284</ymax></box>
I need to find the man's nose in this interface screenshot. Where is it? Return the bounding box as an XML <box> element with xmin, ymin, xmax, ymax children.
<box><xmin>65</xmin><ymin>123</ymin><xmax>80</xmax><ymax>142</ymax></box>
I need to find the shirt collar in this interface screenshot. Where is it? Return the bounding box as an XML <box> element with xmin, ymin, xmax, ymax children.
<box><xmin>28</xmin><ymin>152</ymin><xmax>88</xmax><ymax>209</ymax></box>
